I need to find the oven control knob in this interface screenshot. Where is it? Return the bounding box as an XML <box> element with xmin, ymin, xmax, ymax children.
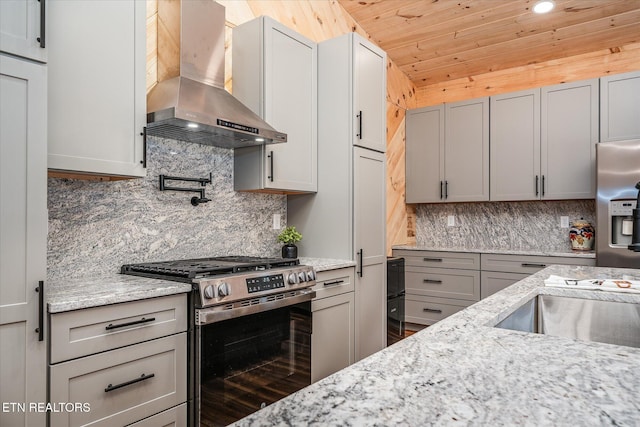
<box><xmin>203</xmin><ymin>285</ymin><xmax>215</xmax><ymax>300</ymax></box>
<box><xmin>288</xmin><ymin>273</ymin><xmax>298</xmax><ymax>284</ymax></box>
<box><xmin>306</xmin><ymin>270</ymin><xmax>316</xmax><ymax>281</ymax></box>
<box><xmin>298</xmin><ymin>272</ymin><xmax>307</xmax><ymax>282</ymax></box>
<box><xmin>217</xmin><ymin>282</ymin><xmax>231</xmax><ymax>297</ymax></box>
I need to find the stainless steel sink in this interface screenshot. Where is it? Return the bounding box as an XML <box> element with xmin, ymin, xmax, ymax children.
<box><xmin>494</xmin><ymin>295</ymin><xmax>640</xmax><ymax>348</ymax></box>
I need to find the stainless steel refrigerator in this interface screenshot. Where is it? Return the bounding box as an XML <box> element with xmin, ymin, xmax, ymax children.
<box><xmin>596</xmin><ymin>139</ymin><xmax>640</xmax><ymax>268</ymax></box>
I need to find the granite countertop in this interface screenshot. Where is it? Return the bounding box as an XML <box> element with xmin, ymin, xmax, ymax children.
<box><xmin>299</xmin><ymin>257</ymin><xmax>356</xmax><ymax>272</ymax></box>
<box><xmin>393</xmin><ymin>244</ymin><xmax>596</xmax><ymax>258</ymax></box>
<box><xmin>47</xmin><ymin>274</ymin><xmax>192</xmax><ymax>313</ymax></box>
<box><xmin>233</xmin><ymin>264</ymin><xmax>640</xmax><ymax>426</ymax></box>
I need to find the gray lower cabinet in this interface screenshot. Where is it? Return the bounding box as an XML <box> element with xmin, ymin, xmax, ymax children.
<box><xmin>311</xmin><ymin>268</ymin><xmax>355</xmax><ymax>383</ymax></box>
<box><xmin>480</xmin><ymin>253</ymin><xmax>596</xmax><ymax>299</ymax></box>
<box><xmin>48</xmin><ymin>294</ymin><xmax>188</xmax><ymax>427</ymax></box>
<box><xmin>394</xmin><ymin>250</ymin><xmax>480</xmax><ymax>327</ymax></box>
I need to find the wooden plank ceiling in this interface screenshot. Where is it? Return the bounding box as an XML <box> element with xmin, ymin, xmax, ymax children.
<box><xmin>337</xmin><ymin>0</ymin><xmax>640</xmax><ymax>89</ymax></box>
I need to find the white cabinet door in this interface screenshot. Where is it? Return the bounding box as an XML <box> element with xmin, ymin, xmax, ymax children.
<box><xmin>600</xmin><ymin>70</ymin><xmax>640</xmax><ymax>142</ymax></box>
<box><xmin>541</xmin><ymin>79</ymin><xmax>598</xmax><ymax>199</ymax></box>
<box><xmin>0</xmin><ymin>53</ymin><xmax>47</xmax><ymax>427</ymax></box>
<box><xmin>47</xmin><ymin>0</ymin><xmax>146</xmax><ymax>178</ymax></box>
<box><xmin>353</xmin><ymin>147</ymin><xmax>386</xmax><ymax>360</ymax></box>
<box><xmin>311</xmin><ymin>292</ymin><xmax>355</xmax><ymax>383</ymax></box>
<box><xmin>490</xmin><ymin>89</ymin><xmax>541</xmax><ymax>201</ymax></box>
<box><xmin>0</xmin><ymin>0</ymin><xmax>46</xmax><ymax>62</ymax></box>
<box><xmin>353</xmin><ymin>36</ymin><xmax>386</xmax><ymax>153</ymax></box>
<box><xmin>233</xmin><ymin>17</ymin><xmax>317</xmax><ymax>192</ymax></box>
<box><xmin>405</xmin><ymin>105</ymin><xmax>444</xmax><ymax>203</ymax></box>
<box><xmin>444</xmin><ymin>97</ymin><xmax>489</xmax><ymax>202</ymax></box>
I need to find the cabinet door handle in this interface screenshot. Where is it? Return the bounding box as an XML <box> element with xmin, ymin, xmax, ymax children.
<box><xmin>105</xmin><ymin>373</ymin><xmax>155</xmax><ymax>393</ymax></box>
<box><xmin>541</xmin><ymin>175</ymin><xmax>545</xmax><ymax>197</ymax></box>
<box><xmin>35</xmin><ymin>281</ymin><xmax>44</xmax><ymax>341</ymax></box>
<box><xmin>356</xmin><ymin>111</ymin><xmax>362</xmax><ymax>139</ymax></box>
<box><xmin>440</xmin><ymin>181</ymin><xmax>443</xmax><ymax>199</ymax></box>
<box><xmin>324</xmin><ymin>280</ymin><xmax>345</xmax><ymax>287</ymax></box>
<box><xmin>105</xmin><ymin>317</ymin><xmax>156</xmax><ymax>331</ymax></box>
<box><xmin>521</xmin><ymin>263</ymin><xmax>547</xmax><ymax>268</ymax></box>
<box><xmin>423</xmin><ymin>308</ymin><xmax>442</xmax><ymax>314</ymax></box>
<box><xmin>444</xmin><ymin>181</ymin><xmax>449</xmax><ymax>199</ymax></box>
<box><xmin>535</xmin><ymin>175</ymin><xmax>539</xmax><ymax>197</ymax></box>
<box><xmin>357</xmin><ymin>249</ymin><xmax>363</xmax><ymax>278</ymax></box>
<box><xmin>267</xmin><ymin>151</ymin><xmax>274</xmax><ymax>182</ymax></box>
<box><xmin>37</xmin><ymin>0</ymin><xmax>45</xmax><ymax>48</ymax></box>
<box><xmin>423</xmin><ymin>257</ymin><xmax>443</xmax><ymax>262</ymax></box>
<box><xmin>423</xmin><ymin>279</ymin><xmax>442</xmax><ymax>284</ymax></box>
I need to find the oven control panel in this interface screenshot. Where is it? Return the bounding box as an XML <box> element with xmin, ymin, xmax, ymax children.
<box><xmin>195</xmin><ymin>266</ymin><xmax>316</xmax><ymax>307</ymax></box>
<box><xmin>246</xmin><ymin>274</ymin><xmax>285</xmax><ymax>293</ymax></box>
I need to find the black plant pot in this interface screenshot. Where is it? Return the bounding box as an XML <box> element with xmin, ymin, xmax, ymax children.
<box><xmin>282</xmin><ymin>244</ymin><xmax>298</xmax><ymax>259</ymax></box>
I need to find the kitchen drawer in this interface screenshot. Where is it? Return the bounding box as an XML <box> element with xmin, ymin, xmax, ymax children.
<box><xmin>50</xmin><ymin>294</ymin><xmax>187</xmax><ymax>363</ymax></box>
<box><xmin>405</xmin><ymin>295</ymin><xmax>472</xmax><ymax>326</ymax></box>
<box><xmin>480</xmin><ymin>253</ymin><xmax>595</xmax><ymax>274</ymax></box>
<box><xmin>128</xmin><ymin>403</ymin><xmax>187</xmax><ymax>427</ymax></box>
<box><xmin>406</xmin><ymin>266</ymin><xmax>480</xmax><ymax>301</ymax></box>
<box><xmin>49</xmin><ymin>333</ymin><xmax>187</xmax><ymax>427</ymax></box>
<box><xmin>312</xmin><ymin>267</ymin><xmax>355</xmax><ymax>300</ymax></box>
<box><xmin>480</xmin><ymin>271</ymin><xmax>529</xmax><ymax>299</ymax></box>
<box><xmin>393</xmin><ymin>250</ymin><xmax>480</xmax><ymax>270</ymax></box>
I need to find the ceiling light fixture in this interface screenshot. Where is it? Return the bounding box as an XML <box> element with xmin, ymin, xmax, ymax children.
<box><xmin>533</xmin><ymin>0</ymin><xmax>555</xmax><ymax>14</ymax></box>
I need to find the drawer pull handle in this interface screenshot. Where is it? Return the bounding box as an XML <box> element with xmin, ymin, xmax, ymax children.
<box><xmin>423</xmin><ymin>257</ymin><xmax>443</xmax><ymax>262</ymax></box>
<box><xmin>324</xmin><ymin>280</ymin><xmax>345</xmax><ymax>287</ymax></box>
<box><xmin>105</xmin><ymin>317</ymin><xmax>156</xmax><ymax>331</ymax></box>
<box><xmin>423</xmin><ymin>279</ymin><xmax>443</xmax><ymax>284</ymax></box>
<box><xmin>423</xmin><ymin>308</ymin><xmax>443</xmax><ymax>314</ymax></box>
<box><xmin>105</xmin><ymin>373</ymin><xmax>155</xmax><ymax>393</ymax></box>
<box><xmin>521</xmin><ymin>263</ymin><xmax>547</xmax><ymax>268</ymax></box>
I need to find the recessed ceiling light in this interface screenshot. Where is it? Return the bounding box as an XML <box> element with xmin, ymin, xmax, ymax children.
<box><xmin>187</xmin><ymin>122</ymin><xmax>199</xmax><ymax>129</ymax></box>
<box><xmin>533</xmin><ymin>0</ymin><xmax>555</xmax><ymax>14</ymax></box>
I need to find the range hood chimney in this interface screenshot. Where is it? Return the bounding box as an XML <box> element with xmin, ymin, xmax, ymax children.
<box><xmin>146</xmin><ymin>0</ymin><xmax>287</xmax><ymax>148</ymax></box>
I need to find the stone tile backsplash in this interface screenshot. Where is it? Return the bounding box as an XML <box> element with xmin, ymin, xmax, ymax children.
<box><xmin>47</xmin><ymin>137</ymin><xmax>286</xmax><ymax>281</ymax></box>
<box><xmin>414</xmin><ymin>200</ymin><xmax>596</xmax><ymax>252</ymax></box>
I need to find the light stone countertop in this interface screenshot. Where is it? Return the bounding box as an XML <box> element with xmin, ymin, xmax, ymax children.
<box><xmin>298</xmin><ymin>257</ymin><xmax>356</xmax><ymax>272</ymax></box>
<box><xmin>232</xmin><ymin>264</ymin><xmax>640</xmax><ymax>426</ymax></box>
<box><xmin>393</xmin><ymin>244</ymin><xmax>596</xmax><ymax>258</ymax></box>
<box><xmin>47</xmin><ymin>274</ymin><xmax>192</xmax><ymax>313</ymax></box>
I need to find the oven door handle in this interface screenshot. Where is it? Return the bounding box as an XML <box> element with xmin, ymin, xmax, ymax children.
<box><xmin>196</xmin><ymin>289</ymin><xmax>316</xmax><ymax>325</ymax></box>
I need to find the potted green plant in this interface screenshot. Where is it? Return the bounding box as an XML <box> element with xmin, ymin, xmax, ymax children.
<box><xmin>277</xmin><ymin>226</ymin><xmax>302</xmax><ymax>258</ymax></box>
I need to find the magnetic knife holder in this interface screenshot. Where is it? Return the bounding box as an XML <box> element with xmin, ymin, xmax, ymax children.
<box><xmin>159</xmin><ymin>173</ymin><xmax>212</xmax><ymax>206</ymax></box>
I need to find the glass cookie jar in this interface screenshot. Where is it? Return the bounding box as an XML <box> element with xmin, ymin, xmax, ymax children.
<box><xmin>569</xmin><ymin>219</ymin><xmax>594</xmax><ymax>251</ymax></box>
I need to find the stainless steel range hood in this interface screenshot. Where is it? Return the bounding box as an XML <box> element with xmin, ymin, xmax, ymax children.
<box><xmin>146</xmin><ymin>0</ymin><xmax>286</xmax><ymax>148</ymax></box>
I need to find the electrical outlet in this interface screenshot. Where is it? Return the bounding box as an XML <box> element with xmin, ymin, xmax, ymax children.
<box><xmin>447</xmin><ymin>215</ymin><xmax>456</xmax><ymax>227</ymax></box>
<box><xmin>273</xmin><ymin>214</ymin><xmax>281</xmax><ymax>230</ymax></box>
<box><xmin>560</xmin><ymin>216</ymin><xmax>569</xmax><ymax>228</ymax></box>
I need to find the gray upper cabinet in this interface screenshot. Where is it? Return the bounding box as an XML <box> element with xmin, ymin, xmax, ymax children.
<box><xmin>600</xmin><ymin>70</ymin><xmax>640</xmax><ymax>142</ymax></box>
<box><xmin>405</xmin><ymin>97</ymin><xmax>489</xmax><ymax>203</ymax></box>
<box><xmin>0</xmin><ymin>0</ymin><xmax>47</xmax><ymax>63</ymax></box>
<box><xmin>0</xmin><ymin>53</ymin><xmax>47</xmax><ymax>427</ymax></box>
<box><xmin>491</xmin><ymin>79</ymin><xmax>598</xmax><ymax>201</ymax></box>
<box><xmin>541</xmin><ymin>79</ymin><xmax>598</xmax><ymax>199</ymax></box>
<box><xmin>405</xmin><ymin>106</ymin><xmax>443</xmax><ymax>203</ymax></box>
<box><xmin>47</xmin><ymin>0</ymin><xmax>146</xmax><ymax>178</ymax></box>
<box><xmin>490</xmin><ymin>89</ymin><xmax>541</xmax><ymax>201</ymax></box>
<box><xmin>233</xmin><ymin>17</ymin><xmax>317</xmax><ymax>193</ymax></box>
<box><xmin>353</xmin><ymin>37</ymin><xmax>386</xmax><ymax>153</ymax></box>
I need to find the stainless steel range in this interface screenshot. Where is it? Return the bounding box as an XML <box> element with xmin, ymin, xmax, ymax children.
<box><xmin>121</xmin><ymin>256</ymin><xmax>316</xmax><ymax>426</ymax></box>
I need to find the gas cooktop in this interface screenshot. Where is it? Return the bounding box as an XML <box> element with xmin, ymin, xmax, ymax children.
<box><xmin>121</xmin><ymin>256</ymin><xmax>300</xmax><ymax>282</ymax></box>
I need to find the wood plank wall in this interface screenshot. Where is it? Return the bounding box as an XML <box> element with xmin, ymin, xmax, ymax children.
<box><xmin>146</xmin><ymin>1</ymin><xmax>639</xmax><ymax>256</ymax></box>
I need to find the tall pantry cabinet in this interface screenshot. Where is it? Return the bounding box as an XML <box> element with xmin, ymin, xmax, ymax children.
<box><xmin>0</xmin><ymin>1</ymin><xmax>47</xmax><ymax>425</ymax></box>
<box><xmin>288</xmin><ymin>33</ymin><xmax>387</xmax><ymax>362</ymax></box>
